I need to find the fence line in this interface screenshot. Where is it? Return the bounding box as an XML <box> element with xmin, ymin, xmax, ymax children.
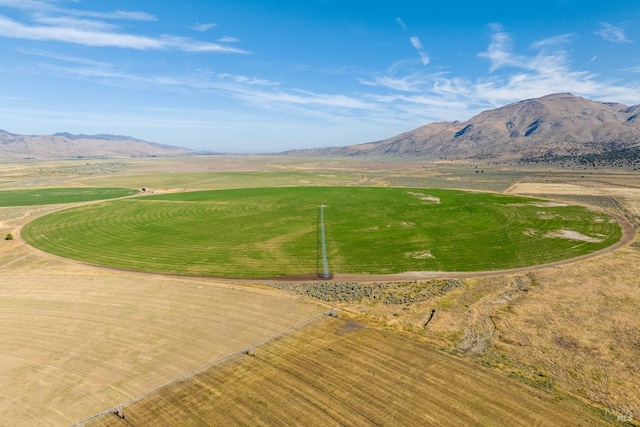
<box><xmin>71</xmin><ymin>308</ymin><xmax>337</xmax><ymax>426</ymax></box>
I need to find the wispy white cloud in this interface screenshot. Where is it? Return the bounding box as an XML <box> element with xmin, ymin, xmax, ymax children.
<box><xmin>358</xmin><ymin>73</ymin><xmax>431</xmax><ymax>92</ymax></box>
<box><xmin>70</xmin><ymin>10</ymin><xmax>157</xmax><ymax>22</ymax></box>
<box><xmin>31</xmin><ymin>57</ymin><xmax>377</xmax><ymax>119</ymax></box>
<box><xmin>37</xmin><ymin>62</ymin><xmax>283</xmax><ymax>92</ymax></box>
<box><xmin>0</xmin><ymin>1</ymin><xmax>242</xmax><ymax>53</ymax></box>
<box><xmin>237</xmin><ymin>88</ymin><xmax>377</xmax><ymax>110</ymax></box>
<box><xmin>473</xmin><ymin>26</ymin><xmax>636</xmax><ymax>104</ymax></box>
<box><xmin>31</xmin><ymin>15</ymin><xmax>118</xmax><ymax>31</ymax></box>
<box><xmin>410</xmin><ymin>36</ymin><xmax>429</xmax><ymax>65</ymax></box>
<box><xmin>0</xmin><ymin>0</ymin><xmax>56</xmax><ymax>12</ymax></box>
<box><xmin>18</xmin><ymin>47</ymin><xmax>111</xmax><ymax>67</ymax></box>
<box><xmin>27</xmin><ymin>20</ymin><xmax>640</xmax><ymax>125</ymax></box>
<box><xmin>216</xmin><ymin>73</ymin><xmax>279</xmax><ymax>86</ymax></box>
<box><xmin>479</xmin><ymin>26</ymin><xmax>578</xmax><ymax>81</ymax></box>
<box><xmin>409</xmin><ymin>36</ymin><xmax>423</xmax><ymax>50</ymax></box>
<box><xmin>530</xmin><ymin>33</ymin><xmax>575</xmax><ymax>50</ymax></box>
<box><xmin>396</xmin><ymin>17</ymin><xmax>406</xmax><ymax>30</ymax></box>
<box><xmin>218</xmin><ymin>35</ymin><xmax>239</xmax><ymax>43</ymax></box>
<box><xmin>595</xmin><ymin>22</ymin><xmax>631</xmax><ymax>43</ymax></box>
<box><xmin>312</xmin><ymin>65</ymin><xmax>364</xmax><ymax>75</ymax></box>
<box><xmin>0</xmin><ymin>95</ymin><xmax>29</xmax><ymax>101</ymax></box>
<box><xmin>0</xmin><ymin>15</ymin><xmax>248</xmax><ymax>53</ymax></box>
<box><xmin>479</xmin><ymin>31</ymin><xmax>640</xmax><ymax>105</ymax></box>
<box><xmin>193</xmin><ymin>22</ymin><xmax>217</xmax><ymax>32</ymax></box>
<box><xmin>9</xmin><ymin>7</ymin><xmax>640</xmax><ymax>143</ymax></box>
<box><xmin>0</xmin><ymin>0</ymin><xmax>157</xmax><ymax>21</ymax></box>
<box><xmin>357</xmin><ymin>25</ymin><xmax>640</xmax><ymax>124</ymax></box>
<box><xmin>478</xmin><ymin>24</ymin><xmax>516</xmax><ymax>71</ymax></box>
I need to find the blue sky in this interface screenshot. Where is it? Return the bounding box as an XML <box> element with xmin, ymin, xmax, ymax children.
<box><xmin>1</xmin><ymin>0</ymin><xmax>640</xmax><ymax>152</ymax></box>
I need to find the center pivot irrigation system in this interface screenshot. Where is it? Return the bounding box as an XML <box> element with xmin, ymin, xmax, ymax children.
<box><xmin>317</xmin><ymin>205</ymin><xmax>332</xmax><ymax>279</ymax></box>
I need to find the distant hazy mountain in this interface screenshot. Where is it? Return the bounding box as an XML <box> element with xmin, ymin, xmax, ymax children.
<box><xmin>285</xmin><ymin>93</ymin><xmax>640</xmax><ymax>167</ymax></box>
<box><xmin>0</xmin><ymin>131</ymin><xmax>192</xmax><ymax>159</ymax></box>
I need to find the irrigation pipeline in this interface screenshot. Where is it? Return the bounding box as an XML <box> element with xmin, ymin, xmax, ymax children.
<box><xmin>318</xmin><ymin>204</ymin><xmax>330</xmax><ymax>279</ymax></box>
<box><xmin>70</xmin><ymin>308</ymin><xmax>338</xmax><ymax>426</ymax></box>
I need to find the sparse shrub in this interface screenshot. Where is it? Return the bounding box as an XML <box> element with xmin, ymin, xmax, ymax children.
<box><xmin>5</xmin><ymin>233</ymin><xmax>13</xmax><ymax>241</ymax></box>
<box><xmin>269</xmin><ymin>278</ymin><xmax>465</xmax><ymax>305</ymax></box>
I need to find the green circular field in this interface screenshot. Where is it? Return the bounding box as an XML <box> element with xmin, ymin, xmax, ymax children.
<box><xmin>21</xmin><ymin>187</ymin><xmax>622</xmax><ymax>278</ymax></box>
<box><xmin>0</xmin><ymin>188</ymin><xmax>138</xmax><ymax>207</ymax></box>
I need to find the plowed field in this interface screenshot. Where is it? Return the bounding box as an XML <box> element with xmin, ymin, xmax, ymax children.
<box><xmin>82</xmin><ymin>316</ymin><xmax>611</xmax><ymax>426</ymax></box>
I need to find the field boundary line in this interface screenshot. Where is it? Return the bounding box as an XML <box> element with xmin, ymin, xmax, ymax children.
<box><xmin>70</xmin><ymin>308</ymin><xmax>337</xmax><ymax>426</ymax></box>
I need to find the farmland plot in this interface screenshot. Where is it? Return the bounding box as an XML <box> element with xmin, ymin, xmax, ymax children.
<box><xmin>22</xmin><ymin>187</ymin><xmax>622</xmax><ymax>278</ymax></box>
<box><xmin>0</xmin><ymin>269</ymin><xmax>322</xmax><ymax>426</ymax></box>
<box><xmin>82</xmin><ymin>316</ymin><xmax>612</xmax><ymax>426</ymax></box>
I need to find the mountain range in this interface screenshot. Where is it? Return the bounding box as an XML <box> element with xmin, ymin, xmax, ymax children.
<box><xmin>2</xmin><ymin>93</ymin><xmax>640</xmax><ymax>165</ymax></box>
<box><xmin>285</xmin><ymin>93</ymin><xmax>640</xmax><ymax>167</ymax></box>
<box><xmin>0</xmin><ymin>130</ymin><xmax>192</xmax><ymax>159</ymax></box>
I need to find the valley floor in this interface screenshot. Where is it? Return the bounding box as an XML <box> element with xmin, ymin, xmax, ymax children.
<box><xmin>0</xmin><ymin>156</ymin><xmax>638</xmax><ymax>426</ymax></box>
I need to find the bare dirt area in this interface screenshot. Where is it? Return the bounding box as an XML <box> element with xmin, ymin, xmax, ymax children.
<box><xmin>2</xmin><ymin>158</ymin><xmax>640</xmax><ymax>426</ymax></box>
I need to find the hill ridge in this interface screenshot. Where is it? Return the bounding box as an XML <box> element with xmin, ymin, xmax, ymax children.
<box><xmin>0</xmin><ymin>130</ymin><xmax>192</xmax><ymax>159</ymax></box>
<box><xmin>285</xmin><ymin>93</ymin><xmax>640</xmax><ymax>167</ymax></box>
<box><xmin>52</xmin><ymin>132</ymin><xmax>141</xmax><ymax>141</ymax></box>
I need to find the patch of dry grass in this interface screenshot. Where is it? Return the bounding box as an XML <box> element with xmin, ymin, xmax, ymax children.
<box><xmin>489</xmin><ymin>249</ymin><xmax>640</xmax><ymax>419</ymax></box>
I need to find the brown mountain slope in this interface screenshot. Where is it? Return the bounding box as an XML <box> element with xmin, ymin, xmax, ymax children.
<box><xmin>0</xmin><ymin>130</ymin><xmax>192</xmax><ymax>159</ymax></box>
<box><xmin>287</xmin><ymin>93</ymin><xmax>640</xmax><ymax>167</ymax></box>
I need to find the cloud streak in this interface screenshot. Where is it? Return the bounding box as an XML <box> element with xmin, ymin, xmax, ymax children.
<box><xmin>358</xmin><ymin>73</ymin><xmax>431</xmax><ymax>92</ymax></box>
<box><xmin>18</xmin><ymin>47</ymin><xmax>112</xmax><ymax>67</ymax></box>
<box><xmin>358</xmin><ymin>25</ymin><xmax>640</xmax><ymax>125</ymax></box>
<box><xmin>31</xmin><ymin>20</ymin><xmax>640</xmax><ymax>129</ymax></box>
<box><xmin>0</xmin><ymin>15</ymin><xmax>248</xmax><ymax>53</ymax></box>
<box><xmin>0</xmin><ymin>0</ymin><xmax>157</xmax><ymax>21</ymax></box>
<box><xmin>69</xmin><ymin>9</ymin><xmax>157</xmax><ymax>22</ymax></box>
<box><xmin>0</xmin><ymin>1</ymin><xmax>244</xmax><ymax>53</ymax></box>
<box><xmin>219</xmin><ymin>36</ymin><xmax>240</xmax><ymax>43</ymax></box>
<box><xmin>29</xmin><ymin>57</ymin><xmax>379</xmax><ymax>124</ymax></box>
<box><xmin>595</xmin><ymin>22</ymin><xmax>631</xmax><ymax>43</ymax></box>
<box><xmin>410</xmin><ymin>36</ymin><xmax>429</xmax><ymax>65</ymax></box>
<box><xmin>193</xmin><ymin>22</ymin><xmax>217</xmax><ymax>32</ymax></box>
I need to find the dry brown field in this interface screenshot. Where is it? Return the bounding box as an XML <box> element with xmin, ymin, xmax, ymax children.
<box><xmin>83</xmin><ymin>316</ymin><xmax>610</xmax><ymax>426</ymax></box>
<box><xmin>1</xmin><ymin>156</ymin><xmax>639</xmax><ymax>426</ymax></box>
